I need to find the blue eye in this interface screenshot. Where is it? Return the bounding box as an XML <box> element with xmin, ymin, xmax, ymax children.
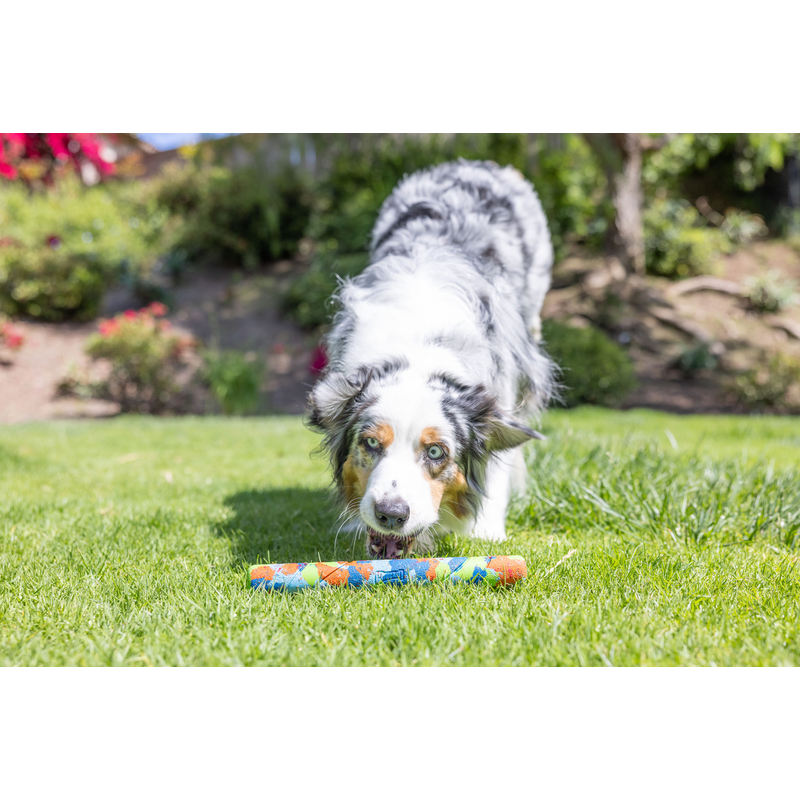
<box><xmin>427</xmin><ymin>445</ymin><xmax>444</xmax><ymax>460</ymax></box>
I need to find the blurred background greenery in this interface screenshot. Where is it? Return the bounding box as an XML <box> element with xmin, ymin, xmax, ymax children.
<box><xmin>2</xmin><ymin>132</ymin><xmax>800</xmax><ymax>420</ymax></box>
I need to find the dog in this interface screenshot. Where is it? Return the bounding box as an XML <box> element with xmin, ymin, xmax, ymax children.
<box><xmin>309</xmin><ymin>159</ymin><xmax>555</xmax><ymax>558</ymax></box>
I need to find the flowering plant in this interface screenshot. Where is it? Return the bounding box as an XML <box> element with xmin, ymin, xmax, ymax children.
<box><xmin>0</xmin><ymin>316</ymin><xmax>24</xmax><ymax>357</ymax></box>
<box><xmin>0</xmin><ymin>133</ymin><xmax>115</xmax><ymax>185</ymax></box>
<box><xmin>83</xmin><ymin>303</ymin><xmax>197</xmax><ymax>413</ymax></box>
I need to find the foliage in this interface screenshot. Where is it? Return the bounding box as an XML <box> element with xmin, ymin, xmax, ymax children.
<box><xmin>721</xmin><ymin>208</ymin><xmax>768</xmax><ymax>244</ymax></box>
<box><xmin>534</xmin><ymin>134</ymin><xmax>609</xmax><ymax>258</ymax></box>
<box><xmin>732</xmin><ymin>352</ymin><xmax>800</xmax><ymax>411</ymax></box>
<box><xmin>202</xmin><ymin>349</ymin><xmax>264</xmax><ymax>415</ymax></box>
<box><xmin>0</xmin><ymin>176</ymin><xmax>174</xmax><ymax>320</ymax></box>
<box><xmin>644</xmin><ymin>133</ymin><xmax>799</xmax><ymax>194</ymax></box>
<box><xmin>0</xmin><ymin>246</ymin><xmax>110</xmax><ymax>321</ymax></box>
<box><xmin>2</xmin><ymin>412</ymin><xmax>800</xmax><ymax>666</ymax></box>
<box><xmin>0</xmin><ymin>133</ymin><xmax>115</xmax><ymax>185</ymax></box>
<box><xmin>676</xmin><ymin>343</ymin><xmax>718</xmax><ymax>374</ymax></box>
<box><xmin>153</xmin><ymin>161</ymin><xmax>314</xmax><ymax>269</ymax></box>
<box><xmin>744</xmin><ymin>270</ymin><xmax>798</xmax><ymax>313</ymax></box>
<box><xmin>82</xmin><ymin>303</ymin><xmax>198</xmax><ymax>413</ymax></box>
<box><xmin>282</xmin><ymin>134</ymin><xmax>531</xmax><ymax>328</ymax></box>
<box><xmin>542</xmin><ymin>320</ymin><xmax>637</xmax><ymax>407</ymax></box>
<box><xmin>644</xmin><ymin>199</ymin><xmax>733</xmax><ymax>279</ymax></box>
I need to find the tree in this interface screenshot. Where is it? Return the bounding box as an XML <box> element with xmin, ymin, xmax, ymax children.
<box><xmin>0</xmin><ymin>133</ymin><xmax>115</xmax><ymax>185</ymax></box>
<box><xmin>583</xmin><ymin>133</ymin><xmax>675</xmax><ymax>275</ymax></box>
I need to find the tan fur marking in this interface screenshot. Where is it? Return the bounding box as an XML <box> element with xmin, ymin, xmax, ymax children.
<box><xmin>342</xmin><ymin>453</ymin><xmax>369</xmax><ymax>508</ymax></box>
<box><xmin>364</xmin><ymin>422</ymin><xmax>394</xmax><ymax>449</ymax></box>
<box><xmin>424</xmin><ymin>472</ymin><xmax>446</xmax><ymax>509</ymax></box>
<box><xmin>442</xmin><ymin>469</ymin><xmax>471</xmax><ymax>520</ymax></box>
<box><xmin>420</xmin><ymin>427</ymin><xmax>441</xmax><ymax>447</ymax></box>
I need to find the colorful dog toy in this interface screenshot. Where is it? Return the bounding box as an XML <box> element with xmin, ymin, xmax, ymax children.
<box><xmin>249</xmin><ymin>555</ymin><xmax>527</xmax><ymax>592</ymax></box>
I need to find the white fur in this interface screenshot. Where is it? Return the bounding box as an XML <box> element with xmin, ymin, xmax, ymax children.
<box><xmin>310</xmin><ymin>160</ymin><xmax>555</xmax><ymax>553</ymax></box>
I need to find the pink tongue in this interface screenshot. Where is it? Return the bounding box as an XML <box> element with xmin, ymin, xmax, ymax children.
<box><xmin>382</xmin><ymin>537</ymin><xmax>404</xmax><ymax>559</ymax></box>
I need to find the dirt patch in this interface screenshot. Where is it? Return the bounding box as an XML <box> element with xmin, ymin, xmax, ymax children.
<box><xmin>1</xmin><ymin>261</ymin><xmax>320</xmax><ymax>424</ymax></box>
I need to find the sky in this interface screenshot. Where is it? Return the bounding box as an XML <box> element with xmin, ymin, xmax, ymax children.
<box><xmin>136</xmin><ymin>133</ymin><xmax>236</xmax><ymax>151</ymax></box>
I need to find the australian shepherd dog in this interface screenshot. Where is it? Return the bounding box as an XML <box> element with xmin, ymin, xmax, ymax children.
<box><xmin>309</xmin><ymin>159</ymin><xmax>556</xmax><ymax>558</ymax></box>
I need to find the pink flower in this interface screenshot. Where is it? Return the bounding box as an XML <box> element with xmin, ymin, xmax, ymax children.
<box><xmin>309</xmin><ymin>344</ymin><xmax>328</xmax><ymax>375</ymax></box>
<box><xmin>98</xmin><ymin>319</ymin><xmax>120</xmax><ymax>337</ymax></box>
<box><xmin>1</xmin><ymin>322</ymin><xmax>24</xmax><ymax>350</ymax></box>
<box><xmin>46</xmin><ymin>133</ymin><xmax>71</xmax><ymax>161</ymax></box>
<box><xmin>147</xmin><ymin>301</ymin><xmax>168</xmax><ymax>317</ymax></box>
<box><xmin>123</xmin><ymin>309</ymin><xmax>138</xmax><ymax>320</ymax></box>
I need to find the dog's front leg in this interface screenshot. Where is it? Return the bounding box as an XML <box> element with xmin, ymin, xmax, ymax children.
<box><xmin>468</xmin><ymin>455</ymin><xmax>516</xmax><ymax>542</ymax></box>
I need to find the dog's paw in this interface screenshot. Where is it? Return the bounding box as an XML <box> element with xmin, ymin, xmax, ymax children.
<box><xmin>469</xmin><ymin>525</ymin><xmax>508</xmax><ymax>543</ymax></box>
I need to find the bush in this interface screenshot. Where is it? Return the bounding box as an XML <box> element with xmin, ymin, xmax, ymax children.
<box><xmin>644</xmin><ymin>199</ymin><xmax>733</xmax><ymax>279</ymax></box>
<box><xmin>81</xmin><ymin>303</ymin><xmax>198</xmax><ymax>413</ymax></box>
<box><xmin>0</xmin><ymin>177</ymin><xmax>173</xmax><ymax>319</ymax></box>
<box><xmin>154</xmin><ymin>162</ymin><xmax>313</xmax><ymax>269</ymax></box>
<box><xmin>0</xmin><ymin>247</ymin><xmax>109</xmax><ymax>321</ymax></box>
<box><xmin>732</xmin><ymin>352</ymin><xmax>800</xmax><ymax>412</ymax></box>
<box><xmin>676</xmin><ymin>343</ymin><xmax>719</xmax><ymax>375</ymax></box>
<box><xmin>542</xmin><ymin>320</ymin><xmax>637</xmax><ymax>407</ymax></box>
<box><xmin>745</xmin><ymin>270</ymin><xmax>798</xmax><ymax>314</ymax></box>
<box><xmin>533</xmin><ymin>134</ymin><xmax>609</xmax><ymax>259</ymax></box>
<box><xmin>202</xmin><ymin>349</ymin><xmax>264</xmax><ymax>415</ymax></box>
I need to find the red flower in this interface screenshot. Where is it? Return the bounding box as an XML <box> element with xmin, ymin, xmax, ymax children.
<box><xmin>147</xmin><ymin>301</ymin><xmax>168</xmax><ymax>317</ymax></box>
<box><xmin>123</xmin><ymin>309</ymin><xmax>138</xmax><ymax>320</ymax></box>
<box><xmin>45</xmin><ymin>133</ymin><xmax>71</xmax><ymax>161</ymax></box>
<box><xmin>98</xmin><ymin>319</ymin><xmax>120</xmax><ymax>337</ymax></box>
<box><xmin>0</xmin><ymin>160</ymin><xmax>17</xmax><ymax>180</ymax></box>
<box><xmin>1</xmin><ymin>322</ymin><xmax>25</xmax><ymax>350</ymax></box>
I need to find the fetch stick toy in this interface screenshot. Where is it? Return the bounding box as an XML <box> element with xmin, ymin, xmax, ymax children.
<box><xmin>250</xmin><ymin>555</ymin><xmax>527</xmax><ymax>592</ymax></box>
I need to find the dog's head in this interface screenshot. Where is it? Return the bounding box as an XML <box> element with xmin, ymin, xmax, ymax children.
<box><xmin>309</xmin><ymin>360</ymin><xmax>542</xmax><ymax>557</ymax></box>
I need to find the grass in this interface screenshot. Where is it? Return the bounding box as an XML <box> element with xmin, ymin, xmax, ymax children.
<box><xmin>1</xmin><ymin>408</ymin><xmax>799</xmax><ymax>666</ymax></box>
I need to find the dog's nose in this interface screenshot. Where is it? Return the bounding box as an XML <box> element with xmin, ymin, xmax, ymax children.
<box><xmin>374</xmin><ymin>497</ymin><xmax>409</xmax><ymax>530</ymax></box>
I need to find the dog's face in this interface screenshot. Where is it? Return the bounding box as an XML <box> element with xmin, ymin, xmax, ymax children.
<box><xmin>310</xmin><ymin>362</ymin><xmax>541</xmax><ymax>557</ymax></box>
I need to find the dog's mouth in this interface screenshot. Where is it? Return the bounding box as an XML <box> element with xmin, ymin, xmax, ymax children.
<box><xmin>367</xmin><ymin>528</ymin><xmax>416</xmax><ymax>559</ymax></box>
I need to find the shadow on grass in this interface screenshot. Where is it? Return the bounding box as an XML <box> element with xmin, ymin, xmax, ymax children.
<box><xmin>217</xmin><ymin>488</ymin><xmax>369</xmax><ymax>567</ymax></box>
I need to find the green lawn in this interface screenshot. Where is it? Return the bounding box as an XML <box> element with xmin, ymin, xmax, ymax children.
<box><xmin>1</xmin><ymin>409</ymin><xmax>799</xmax><ymax>666</ymax></box>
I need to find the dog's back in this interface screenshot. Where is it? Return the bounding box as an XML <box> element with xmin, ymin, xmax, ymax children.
<box><xmin>370</xmin><ymin>159</ymin><xmax>553</xmax><ymax>341</ymax></box>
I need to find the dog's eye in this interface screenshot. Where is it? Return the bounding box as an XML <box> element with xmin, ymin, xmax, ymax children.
<box><xmin>427</xmin><ymin>445</ymin><xmax>445</xmax><ymax>460</ymax></box>
<box><xmin>365</xmin><ymin>437</ymin><xmax>380</xmax><ymax>450</ymax></box>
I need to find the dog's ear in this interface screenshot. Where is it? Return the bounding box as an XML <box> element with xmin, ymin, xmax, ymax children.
<box><xmin>308</xmin><ymin>367</ymin><xmax>372</xmax><ymax>433</ymax></box>
<box><xmin>452</xmin><ymin>383</ymin><xmax>544</xmax><ymax>453</ymax></box>
<box><xmin>485</xmin><ymin>408</ymin><xmax>545</xmax><ymax>452</ymax></box>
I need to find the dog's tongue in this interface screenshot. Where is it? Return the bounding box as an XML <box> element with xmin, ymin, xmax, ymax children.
<box><xmin>381</xmin><ymin>537</ymin><xmax>404</xmax><ymax>559</ymax></box>
<box><xmin>368</xmin><ymin>529</ymin><xmax>410</xmax><ymax>559</ymax></box>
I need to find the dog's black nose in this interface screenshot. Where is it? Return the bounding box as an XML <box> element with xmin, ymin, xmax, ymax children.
<box><xmin>374</xmin><ymin>498</ymin><xmax>409</xmax><ymax>530</ymax></box>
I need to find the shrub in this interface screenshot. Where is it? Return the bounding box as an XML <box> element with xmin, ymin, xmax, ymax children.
<box><xmin>202</xmin><ymin>349</ymin><xmax>264</xmax><ymax>415</ymax></box>
<box><xmin>0</xmin><ymin>176</ymin><xmax>173</xmax><ymax>319</ymax></box>
<box><xmin>644</xmin><ymin>199</ymin><xmax>733</xmax><ymax>279</ymax></box>
<box><xmin>745</xmin><ymin>270</ymin><xmax>798</xmax><ymax>314</ymax></box>
<box><xmin>676</xmin><ymin>343</ymin><xmax>719</xmax><ymax>375</ymax></box>
<box><xmin>721</xmin><ymin>208</ymin><xmax>768</xmax><ymax>245</ymax></box>
<box><xmin>82</xmin><ymin>303</ymin><xmax>198</xmax><ymax>413</ymax></box>
<box><xmin>542</xmin><ymin>320</ymin><xmax>637</xmax><ymax>407</ymax></box>
<box><xmin>154</xmin><ymin>162</ymin><xmax>313</xmax><ymax>269</ymax></box>
<box><xmin>0</xmin><ymin>246</ymin><xmax>109</xmax><ymax>321</ymax></box>
<box><xmin>732</xmin><ymin>352</ymin><xmax>800</xmax><ymax>412</ymax></box>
